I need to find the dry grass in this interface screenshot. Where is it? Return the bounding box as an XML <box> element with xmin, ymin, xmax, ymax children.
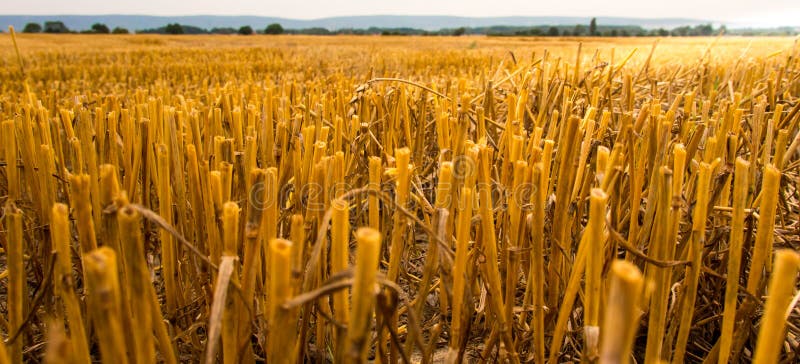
<box><xmin>1</xmin><ymin>33</ymin><xmax>799</xmax><ymax>363</ymax></box>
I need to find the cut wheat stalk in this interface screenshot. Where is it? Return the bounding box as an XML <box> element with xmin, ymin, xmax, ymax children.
<box><xmin>643</xmin><ymin>166</ymin><xmax>673</xmax><ymax>363</ymax></box>
<box><xmin>51</xmin><ymin>203</ymin><xmax>91</xmax><ymax>364</ymax></box>
<box><xmin>585</xmin><ymin>188</ymin><xmax>609</xmax><ymax>360</ymax></box>
<box><xmin>347</xmin><ymin>228</ymin><xmax>382</xmax><ymax>362</ymax></box>
<box><xmin>331</xmin><ymin>198</ymin><xmax>351</xmax><ymax>362</ymax></box>
<box><xmin>673</xmin><ymin>161</ymin><xmax>714</xmax><ymax>363</ymax></box>
<box><xmin>600</xmin><ymin>260</ymin><xmax>644</xmax><ymax>364</ymax></box>
<box><xmin>268</xmin><ymin>238</ymin><xmax>297</xmax><ymax>364</ymax></box>
<box><xmin>84</xmin><ymin>247</ymin><xmax>129</xmax><ymax>364</ymax></box>
<box><xmin>446</xmin><ymin>186</ymin><xmax>474</xmax><ymax>363</ymax></box>
<box><xmin>718</xmin><ymin>158</ymin><xmax>750</xmax><ymax>364</ymax></box>
<box><xmin>752</xmin><ymin>250</ymin><xmax>800</xmax><ymax>363</ymax></box>
<box><xmin>221</xmin><ymin>201</ymin><xmax>241</xmax><ymax>364</ymax></box>
<box><xmin>4</xmin><ymin>203</ymin><xmax>25</xmax><ymax>364</ymax></box>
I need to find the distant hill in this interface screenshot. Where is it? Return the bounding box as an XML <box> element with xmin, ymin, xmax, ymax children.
<box><xmin>0</xmin><ymin>14</ymin><xmax>713</xmax><ymax>32</ymax></box>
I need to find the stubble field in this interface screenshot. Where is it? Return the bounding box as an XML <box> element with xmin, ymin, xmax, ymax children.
<box><xmin>1</xmin><ymin>33</ymin><xmax>799</xmax><ymax>363</ymax></box>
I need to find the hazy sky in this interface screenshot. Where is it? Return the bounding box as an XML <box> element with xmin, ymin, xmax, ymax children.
<box><xmin>4</xmin><ymin>1</ymin><xmax>800</xmax><ymax>26</ymax></box>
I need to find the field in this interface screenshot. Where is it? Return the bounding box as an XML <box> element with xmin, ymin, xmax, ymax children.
<box><xmin>1</xmin><ymin>33</ymin><xmax>800</xmax><ymax>363</ymax></box>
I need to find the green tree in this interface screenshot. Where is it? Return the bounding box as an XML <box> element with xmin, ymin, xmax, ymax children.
<box><xmin>453</xmin><ymin>27</ymin><xmax>466</xmax><ymax>36</ymax></box>
<box><xmin>573</xmin><ymin>24</ymin><xmax>585</xmax><ymax>36</ymax></box>
<box><xmin>211</xmin><ymin>27</ymin><xmax>236</xmax><ymax>34</ymax></box>
<box><xmin>696</xmin><ymin>24</ymin><xmax>714</xmax><ymax>36</ymax></box>
<box><xmin>180</xmin><ymin>25</ymin><xmax>207</xmax><ymax>34</ymax></box>
<box><xmin>23</xmin><ymin>23</ymin><xmax>42</xmax><ymax>33</ymax></box>
<box><xmin>238</xmin><ymin>26</ymin><xmax>254</xmax><ymax>35</ymax></box>
<box><xmin>91</xmin><ymin>23</ymin><xmax>110</xmax><ymax>34</ymax></box>
<box><xmin>548</xmin><ymin>26</ymin><xmax>560</xmax><ymax>36</ymax></box>
<box><xmin>165</xmin><ymin>23</ymin><xmax>184</xmax><ymax>35</ymax></box>
<box><xmin>300</xmin><ymin>27</ymin><xmax>331</xmax><ymax>35</ymax></box>
<box><xmin>672</xmin><ymin>26</ymin><xmax>690</xmax><ymax>36</ymax></box>
<box><xmin>44</xmin><ymin>21</ymin><xmax>69</xmax><ymax>33</ymax></box>
<box><xmin>589</xmin><ymin>17</ymin><xmax>598</xmax><ymax>36</ymax></box>
<box><xmin>112</xmin><ymin>27</ymin><xmax>129</xmax><ymax>34</ymax></box>
<box><xmin>264</xmin><ymin>23</ymin><xmax>284</xmax><ymax>34</ymax></box>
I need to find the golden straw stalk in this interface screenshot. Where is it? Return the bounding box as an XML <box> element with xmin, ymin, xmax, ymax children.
<box><xmin>599</xmin><ymin>260</ymin><xmax>644</xmax><ymax>364</ymax></box>
<box><xmin>529</xmin><ymin>162</ymin><xmax>546</xmax><ymax>364</ymax></box>
<box><xmin>3</xmin><ymin>120</ymin><xmax>19</xmax><ymax>200</ymax></box>
<box><xmin>752</xmin><ymin>250</ymin><xmax>800</xmax><ymax>363</ymax></box>
<box><xmin>84</xmin><ymin>247</ymin><xmax>129</xmax><ymax>364</ymax></box>
<box><xmin>156</xmin><ymin>144</ymin><xmax>180</xmax><ymax>316</ymax></box>
<box><xmin>384</xmin><ymin>147</ymin><xmax>411</xmax><ymax>363</ymax></box>
<box><xmin>585</xmin><ymin>188</ymin><xmax>608</xmax><ymax>359</ymax></box>
<box><xmin>69</xmin><ymin>174</ymin><xmax>98</xmax><ymax>254</ymax></box>
<box><xmin>446</xmin><ymin>187</ymin><xmax>473</xmax><ymax>363</ymax></box>
<box><xmin>387</xmin><ymin>147</ymin><xmax>411</xmax><ymax>281</ymax></box>
<box><xmin>673</xmin><ymin>161</ymin><xmax>713</xmax><ymax>363</ymax></box>
<box><xmin>746</xmin><ymin>164</ymin><xmax>781</xmax><ymax>293</ymax></box>
<box><xmin>43</xmin><ymin>319</ymin><xmax>72</xmax><ymax>364</ymax></box>
<box><xmin>331</xmin><ymin>198</ymin><xmax>351</xmax><ymax>360</ymax></box>
<box><xmin>51</xmin><ymin>204</ymin><xmax>91</xmax><ymax>364</ymax></box>
<box><xmin>221</xmin><ymin>201</ymin><xmax>240</xmax><ymax>364</ymax></box>
<box><xmin>238</xmin><ymin>169</ymin><xmax>266</xmax><ymax>359</ymax></box>
<box><xmin>118</xmin><ymin>202</ymin><xmax>177</xmax><ymax>364</ymax></box>
<box><xmin>643</xmin><ymin>166</ymin><xmax>673</xmax><ymax>364</ymax></box>
<box><xmin>267</xmin><ymin>239</ymin><xmax>297</xmax><ymax>364</ymax></box>
<box><xmin>347</xmin><ymin>228</ymin><xmax>382</xmax><ymax>362</ymax></box>
<box><xmin>719</xmin><ymin>158</ymin><xmax>750</xmax><ymax>364</ymax></box>
<box><xmin>368</xmin><ymin>156</ymin><xmax>382</xmax><ymax>230</ymax></box>
<box><xmin>4</xmin><ymin>204</ymin><xmax>24</xmax><ymax>364</ymax></box>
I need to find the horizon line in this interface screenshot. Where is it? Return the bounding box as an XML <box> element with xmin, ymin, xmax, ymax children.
<box><xmin>3</xmin><ymin>14</ymin><xmax>798</xmax><ymax>28</ymax></box>
<box><xmin>0</xmin><ymin>13</ymin><xmax>717</xmax><ymax>21</ymax></box>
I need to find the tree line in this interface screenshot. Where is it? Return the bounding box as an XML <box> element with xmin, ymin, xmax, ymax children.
<box><xmin>22</xmin><ymin>21</ymin><xmax>130</xmax><ymax>34</ymax></box>
<box><xmin>20</xmin><ymin>21</ymin><xmax>282</xmax><ymax>35</ymax></box>
<box><xmin>18</xmin><ymin>18</ymin><xmax>798</xmax><ymax>37</ymax></box>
